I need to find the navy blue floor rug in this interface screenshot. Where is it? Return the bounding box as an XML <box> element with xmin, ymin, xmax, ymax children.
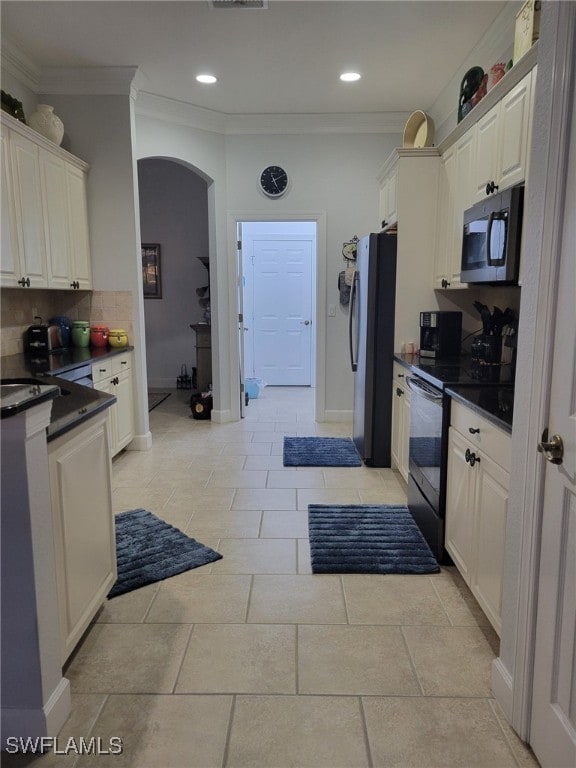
<box><xmin>283</xmin><ymin>436</ymin><xmax>361</xmax><ymax>467</ymax></box>
<box><xmin>108</xmin><ymin>509</ymin><xmax>222</xmax><ymax>598</ymax></box>
<box><xmin>308</xmin><ymin>504</ymin><xmax>440</xmax><ymax>574</ymax></box>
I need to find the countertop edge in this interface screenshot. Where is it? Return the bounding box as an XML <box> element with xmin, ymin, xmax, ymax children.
<box><xmin>446</xmin><ymin>387</ymin><xmax>512</xmax><ymax>434</ymax></box>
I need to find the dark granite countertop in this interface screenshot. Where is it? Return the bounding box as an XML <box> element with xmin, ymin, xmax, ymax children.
<box><xmin>0</xmin><ymin>349</ymin><xmax>124</xmax><ymax>441</ymax></box>
<box><xmin>1</xmin><ymin>346</ymin><xmax>134</xmax><ymax>378</ymax></box>
<box><xmin>0</xmin><ymin>381</ymin><xmax>60</xmax><ymax>419</ymax></box>
<box><xmin>446</xmin><ymin>385</ymin><xmax>513</xmax><ymax>433</ymax></box>
<box><xmin>394</xmin><ymin>352</ymin><xmax>514</xmax><ymax>432</ymax></box>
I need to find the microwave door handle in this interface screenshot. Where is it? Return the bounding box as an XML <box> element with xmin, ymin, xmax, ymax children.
<box><xmin>486</xmin><ymin>212</ymin><xmax>495</xmax><ymax>266</ymax></box>
<box><xmin>348</xmin><ymin>270</ymin><xmax>358</xmax><ymax>372</ymax></box>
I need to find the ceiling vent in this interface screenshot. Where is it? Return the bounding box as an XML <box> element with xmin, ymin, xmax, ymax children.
<box><xmin>210</xmin><ymin>1</ymin><xmax>268</xmax><ymax>8</ymax></box>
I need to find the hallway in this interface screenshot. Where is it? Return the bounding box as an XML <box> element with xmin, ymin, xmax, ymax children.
<box><xmin>28</xmin><ymin>387</ymin><xmax>538</xmax><ymax>767</ymax></box>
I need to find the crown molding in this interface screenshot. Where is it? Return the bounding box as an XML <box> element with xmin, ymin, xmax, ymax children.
<box><xmin>135</xmin><ymin>90</ymin><xmax>408</xmax><ymax>135</ymax></box>
<box><xmin>225</xmin><ymin>111</ymin><xmax>409</xmax><ymax>135</ymax></box>
<box><xmin>135</xmin><ymin>91</ymin><xmax>229</xmax><ymax>133</ymax></box>
<box><xmin>1</xmin><ymin>35</ymin><xmax>41</xmax><ymax>93</ymax></box>
<box><xmin>39</xmin><ymin>66</ymin><xmax>143</xmax><ymax>96</ymax></box>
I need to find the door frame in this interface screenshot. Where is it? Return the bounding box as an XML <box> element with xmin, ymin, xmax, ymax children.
<box><xmin>227</xmin><ymin>212</ymin><xmax>326</xmax><ymax>422</ymax></box>
<box><xmin>492</xmin><ymin>0</ymin><xmax>576</xmax><ymax>743</ymax></box>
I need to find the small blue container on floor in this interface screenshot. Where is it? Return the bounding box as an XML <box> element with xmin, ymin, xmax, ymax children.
<box><xmin>245</xmin><ymin>378</ymin><xmax>260</xmax><ymax>399</ymax></box>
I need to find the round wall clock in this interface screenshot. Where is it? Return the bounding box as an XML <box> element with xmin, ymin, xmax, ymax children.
<box><xmin>259</xmin><ymin>165</ymin><xmax>289</xmax><ymax>198</ymax></box>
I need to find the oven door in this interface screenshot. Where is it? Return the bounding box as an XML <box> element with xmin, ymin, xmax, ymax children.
<box><xmin>406</xmin><ymin>375</ymin><xmax>443</xmax><ymax>513</ymax></box>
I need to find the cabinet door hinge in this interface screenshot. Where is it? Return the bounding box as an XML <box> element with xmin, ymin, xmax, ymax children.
<box><xmin>237</xmin><ymin>240</ymin><xmax>242</xmax><ymax>250</ymax></box>
<box><xmin>238</xmin><ymin>313</ymin><xmax>243</xmax><ymax>323</ymax></box>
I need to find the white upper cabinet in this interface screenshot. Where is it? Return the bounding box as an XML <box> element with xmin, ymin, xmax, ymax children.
<box><xmin>66</xmin><ymin>164</ymin><xmax>92</xmax><ymax>290</ymax></box>
<box><xmin>0</xmin><ymin>112</ymin><xmax>92</xmax><ymax>290</ymax></box>
<box><xmin>471</xmin><ymin>70</ymin><xmax>534</xmax><ymax>204</ymax></box>
<box><xmin>433</xmin><ymin>132</ymin><xmax>473</xmax><ymax>290</ymax></box>
<box><xmin>8</xmin><ymin>130</ymin><xmax>48</xmax><ymax>288</ymax></box>
<box><xmin>1</xmin><ymin>123</ymin><xmax>21</xmax><ymax>287</ymax></box>
<box><xmin>379</xmin><ymin>164</ymin><xmax>398</xmax><ymax>229</ymax></box>
<box><xmin>435</xmin><ymin>62</ymin><xmax>537</xmax><ymax>289</ymax></box>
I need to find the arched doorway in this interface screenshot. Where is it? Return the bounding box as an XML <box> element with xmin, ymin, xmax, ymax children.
<box><xmin>137</xmin><ymin>158</ymin><xmax>211</xmax><ymax>395</ymax></box>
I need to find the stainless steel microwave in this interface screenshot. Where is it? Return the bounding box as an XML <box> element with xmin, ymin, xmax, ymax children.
<box><xmin>461</xmin><ymin>186</ymin><xmax>524</xmax><ymax>284</ymax></box>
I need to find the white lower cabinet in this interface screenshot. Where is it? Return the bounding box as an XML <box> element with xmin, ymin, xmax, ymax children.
<box><xmin>445</xmin><ymin>401</ymin><xmax>511</xmax><ymax>635</ymax></box>
<box><xmin>391</xmin><ymin>363</ymin><xmax>410</xmax><ymax>482</ymax></box>
<box><xmin>48</xmin><ymin>411</ymin><xmax>116</xmax><ymax>663</ymax></box>
<box><xmin>92</xmin><ymin>352</ymin><xmax>135</xmax><ymax>457</ymax></box>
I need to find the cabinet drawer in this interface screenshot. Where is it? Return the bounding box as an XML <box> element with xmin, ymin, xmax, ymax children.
<box><xmin>92</xmin><ymin>360</ymin><xmax>112</xmax><ymax>383</ymax></box>
<box><xmin>111</xmin><ymin>352</ymin><xmax>131</xmax><ymax>375</ymax></box>
<box><xmin>393</xmin><ymin>361</ymin><xmax>409</xmax><ymax>384</ymax></box>
<box><xmin>450</xmin><ymin>400</ymin><xmax>511</xmax><ymax>472</ymax></box>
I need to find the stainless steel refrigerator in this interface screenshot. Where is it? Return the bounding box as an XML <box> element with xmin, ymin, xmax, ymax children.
<box><xmin>348</xmin><ymin>231</ymin><xmax>397</xmax><ymax>466</ymax></box>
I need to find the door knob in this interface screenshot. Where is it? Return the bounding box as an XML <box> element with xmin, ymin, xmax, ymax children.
<box><xmin>303</xmin><ymin>320</ymin><xmax>311</xmax><ymax>326</ymax></box>
<box><xmin>537</xmin><ymin>429</ymin><xmax>564</xmax><ymax>465</ymax></box>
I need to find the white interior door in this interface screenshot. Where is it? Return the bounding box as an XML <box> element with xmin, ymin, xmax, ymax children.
<box><xmin>245</xmin><ymin>235</ymin><xmax>313</xmax><ymax>386</ymax></box>
<box><xmin>529</xmin><ymin>79</ymin><xmax>576</xmax><ymax>768</ymax></box>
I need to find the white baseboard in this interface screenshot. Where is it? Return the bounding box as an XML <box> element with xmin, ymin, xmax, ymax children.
<box><xmin>322</xmin><ymin>410</ymin><xmax>353</xmax><ymax>423</ymax></box>
<box><xmin>211</xmin><ymin>409</ymin><xmax>233</xmax><ymax>424</ymax></box>
<box><xmin>127</xmin><ymin>431</ymin><xmax>153</xmax><ymax>451</ymax></box>
<box><xmin>1</xmin><ymin>677</ymin><xmax>70</xmax><ymax>748</ymax></box>
<box><xmin>492</xmin><ymin>657</ymin><xmax>514</xmax><ymax>723</ymax></box>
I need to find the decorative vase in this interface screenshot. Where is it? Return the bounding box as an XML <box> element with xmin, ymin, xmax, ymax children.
<box><xmin>28</xmin><ymin>104</ymin><xmax>64</xmax><ymax>145</ymax></box>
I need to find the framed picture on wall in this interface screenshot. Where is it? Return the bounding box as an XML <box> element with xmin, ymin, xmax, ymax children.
<box><xmin>142</xmin><ymin>243</ymin><xmax>162</xmax><ymax>299</ymax></box>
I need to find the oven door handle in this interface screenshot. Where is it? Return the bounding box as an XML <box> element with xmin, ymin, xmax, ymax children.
<box><xmin>406</xmin><ymin>376</ymin><xmax>443</xmax><ymax>402</ymax></box>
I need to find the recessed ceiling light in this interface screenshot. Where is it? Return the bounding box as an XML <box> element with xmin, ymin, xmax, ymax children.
<box><xmin>196</xmin><ymin>74</ymin><xmax>217</xmax><ymax>84</ymax></box>
<box><xmin>340</xmin><ymin>72</ymin><xmax>361</xmax><ymax>82</ymax></box>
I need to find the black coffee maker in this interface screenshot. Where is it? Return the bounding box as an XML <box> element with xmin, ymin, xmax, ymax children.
<box><xmin>419</xmin><ymin>311</ymin><xmax>462</xmax><ymax>359</ymax></box>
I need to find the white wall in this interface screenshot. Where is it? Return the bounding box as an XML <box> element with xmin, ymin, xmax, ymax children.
<box><xmin>138</xmin><ymin>159</ymin><xmax>209</xmax><ymax>389</ymax></box>
<box><xmin>225</xmin><ymin>132</ymin><xmax>398</xmax><ymax>416</ymax></box>
<box><xmin>135</xmin><ymin>114</ymin><xmax>398</xmax><ymax>419</ymax></box>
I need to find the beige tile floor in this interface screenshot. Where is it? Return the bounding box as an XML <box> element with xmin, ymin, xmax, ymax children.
<box><xmin>6</xmin><ymin>387</ymin><xmax>540</xmax><ymax>768</ymax></box>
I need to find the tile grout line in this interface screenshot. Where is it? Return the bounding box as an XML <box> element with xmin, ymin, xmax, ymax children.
<box><xmin>429</xmin><ymin>575</ymin><xmax>455</xmax><ymax>627</ymax></box>
<box><xmin>340</xmin><ymin>576</ymin><xmax>351</xmax><ymax>624</ymax></box>
<box><xmin>358</xmin><ymin>696</ymin><xmax>375</xmax><ymax>768</ymax></box>
<box><xmin>295</xmin><ymin>624</ymin><xmax>300</xmax><ymax>694</ymax></box>
<box><xmin>487</xmin><ymin>698</ymin><xmax>525</xmax><ymax>768</ymax></box>
<box><xmin>70</xmin><ymin>692</ymin><xmax>111</xmax><ymax>768</ymax></box>
<box><xmin>244</xmin><ymin>574</ymin><xmax>255</xmax><ymax>623</ymax></box>
<box><xmin>170</xmin><ymin>623</ymin><xmax>196</xmax><ymax>694</ymax></box>
<box><xmin>140</xmin><ymin>583</ymin><xmax>162</xmax><ymax>623</ymax></box>
<box><xmin>220</xmin><ymin>694</ymin><xmax>236</xmax><ymax>768</ymax></box>
<box><xmin>399</xmin><ymin>625</ymin><xmax>426</xmax><ymax>697</ymax></box>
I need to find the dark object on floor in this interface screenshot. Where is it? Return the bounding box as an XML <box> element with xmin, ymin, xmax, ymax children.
<box><xmin>190</xmin><ymin>392</ymin><xmax>213</xmax><ymax>419</ymax></box>
<box><xmin>147</xmin><ymin>391</ymin><xmax>171</xmax><ymax>412</ymax></box>
<box><xmin>283</xmin><ymin>436</ymin><xmax>361</xmax><ymax>467</ymax></box>
<box><xmin>307</xmin><ymin>504</ymin><xmax>440</xmax><ymax>574</ymax></box>
<box><xmin>108</xmin><ymin>509</ymin><xmax>222</xmax><ymax>598</ymax></box>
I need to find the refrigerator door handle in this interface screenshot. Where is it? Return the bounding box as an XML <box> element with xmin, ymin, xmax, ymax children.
<box><xmin>348</xmin><ymin>269</ymin><xmax>358</xmax><ymax>372</ymax></box>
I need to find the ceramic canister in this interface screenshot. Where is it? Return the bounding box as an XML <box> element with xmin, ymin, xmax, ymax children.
<box><xmin>108</xmin><ymin>329</ymin><xmax>128</xmax><ymax>348</ymax></box>
<box><xmin>90</xmin><ymin>324</ymin><xmax>109</xmax><ymax>348</ymax></box>
<box><xmin>48</xmin><ymin>316</ymin><xmax>72</xmax><ymax>347</ymax></box>
<box><xmin>71</xmin><ymin>320</ymin><xmax>90</xmax><ymax>348</ymax></box>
